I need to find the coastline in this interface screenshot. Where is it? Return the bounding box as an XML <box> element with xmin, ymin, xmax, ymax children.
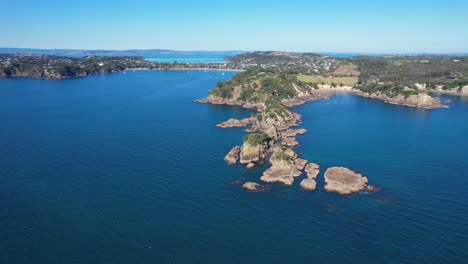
<box><xmin>128</xmin><ymin>67</ymin><xmax>244</xmax><ymax>72</ymax></box>
<box><xmin>0</xmin><ymin>67</ymin><xmax>245</xmax><ymax>80</ymax></box>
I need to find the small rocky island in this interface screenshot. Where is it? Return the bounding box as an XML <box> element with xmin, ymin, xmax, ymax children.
<box><xmin>324</xmin><ymin>167</ymin><xmax>377</xmax><ymax>195</ymax></box>
<box><xmin>196</xmin><ymin>51</ymin><xmax>468</xmax><ymax>195</ymax></box>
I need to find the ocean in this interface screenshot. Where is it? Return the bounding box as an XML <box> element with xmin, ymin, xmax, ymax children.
<box><xmin>0</xmin><ymin>70</ymin><xmax>467</xmax><ymax>263</ymax></box>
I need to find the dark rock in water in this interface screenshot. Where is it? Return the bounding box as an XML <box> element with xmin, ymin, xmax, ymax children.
<box><xmin>366</xmin><ymin>185</ymin><xmax>379</xmax><ymax>192</ymax></box>
<box><xmin>224</xmin><ymin>146</ymin><xmax>240</xmax><ymax>165</ymax></box>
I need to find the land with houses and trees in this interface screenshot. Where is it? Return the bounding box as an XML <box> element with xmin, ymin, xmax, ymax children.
<box><xmin>2</xmin><ymin>51</ymin><xmax>467</xmax><ymax>194</ymax></box>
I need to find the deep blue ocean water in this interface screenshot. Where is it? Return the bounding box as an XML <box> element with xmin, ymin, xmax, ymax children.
<box><xmin>0</xmin><ymin>71</ymin><xmax>467</xmax><ymax>264</ymax></box>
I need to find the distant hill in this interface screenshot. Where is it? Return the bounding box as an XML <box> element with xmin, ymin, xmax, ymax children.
<box><xmin>0</xmin><ymin>48</ymin><xmax>246</xmax><ymax>58</ymax></box>
<box><xmin>225</xmin><ymin>51</ymin><xmax>324</xmax><ymax>65</ymax></box>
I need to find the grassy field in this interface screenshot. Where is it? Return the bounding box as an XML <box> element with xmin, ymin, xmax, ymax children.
<box><xmin>298</xmin><ymin>75</ymin><xmax>358</xmax><ymax>86</ymax></box>
<box><xmin>333</xmin><ymin>64</ymin><xmax>358</xmax><ymax>76</ymax></box>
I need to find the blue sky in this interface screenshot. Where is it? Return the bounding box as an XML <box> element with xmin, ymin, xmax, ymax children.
<box><xmin>2</xmin><ymin>0</ymin><xmax>468</xmax><ymax>53</ymax></box>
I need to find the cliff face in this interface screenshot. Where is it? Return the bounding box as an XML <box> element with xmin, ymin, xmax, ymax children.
<box><xmin>239</xmin><ymin>142</ymin><xmax>269</xmax><ymax>165</ymax></box>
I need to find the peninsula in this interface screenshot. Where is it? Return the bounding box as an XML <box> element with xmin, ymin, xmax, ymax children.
<box><xmin>0</xmin><ymin>54</ymin><xmax>240</xmax><ymax>79</ymax></box>
<box><xmin>196</xmin><ymin>51</ymin><xmax>468</xmax><ymax>194</ymax></box>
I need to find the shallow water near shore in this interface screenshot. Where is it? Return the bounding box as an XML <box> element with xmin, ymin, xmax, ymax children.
<box><xmin>0</xmin><ymin>71</ymin><xmax>467</xmax><ymax>263</ymax></box>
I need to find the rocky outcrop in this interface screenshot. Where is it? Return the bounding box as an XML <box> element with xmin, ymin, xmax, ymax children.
<box><xmin>282</xmin><ymin>128</ymin><xmax>307</xmax><ymax>138</ymax></box>
<box><xmin>260</xmin><ymin>148</ymin><xmax>301</xmax><ymax>186</ymax></box>
<box><xmin>324</xmin><ymin>167</ymin><xmax>375</xmax><ymax>195</ymax></box>
<box><xmin>239</xmin><ymin>142</ymin><xmax>268</xmax><ymax>165</ymax></box>
<box><xmin>283</xmin><ymin>137</ymin><xmax>299</xmax><ymax>147</ymax></box>
<box><xmin>260</xmin><ymin>164</ymin><xmax>301</xmax><ymax>186</ymax></box>
<box><xmin>224</xmin><ymin>146</ymin><xmax>240</xmax><ymax>165</ymax></box>
<box><xmin>300</xmin><ymin>178</ymin><xmax>317</xmax><ymax>191</ymax></box>
<box><xmin>242</xmin><ymin>182</ymin><xmax>265</xmax><ymax>191</ymax></box>
<box><xmin>195</xmin><ymin>96</ymin><xmax>244</xmax><ymax>106</ymax></box>
<box><xmin>195</xmin><ymin>96</ymin><xmax>265</xmax><ymax>111</ymax></box>
<box><xmin>294</xmin><ymin>158</ymin><xmax>308</xmax><ymax>171</ymax></box>
<box><xmin>250</xmin><ymin>111</ymin><xmax>302</xmax><ymax>135</ymax></box>
<box><xmin>305</xmin><ymin>163</ymin><xmax>320</xmax><ymax>179</ymax></box>
<box><xmin>355</xmin><ymin>91</ymin><xmax>447</xmax><ymax>109</ymax></box>
<box><xmin>300</xmin><ymin>163</ymin><xmax>320</xmax><ymax>191</ymax></box>
<box><xmin>216</xmin><ymin>118</ymin><xmax>254</xmax><ymax>128</ymax></box>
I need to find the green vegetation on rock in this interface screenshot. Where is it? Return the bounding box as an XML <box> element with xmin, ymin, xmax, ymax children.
<box><xmin>352</xmin><ymin>56</ymin><xmax>468</xmax><ymax>90</ymax></box>
<box><xmin>360</xmin><ymin>83</ymin><xmax>419</xmax><ymax>98</ymax></box>
<box><xmin>243</xmin><ymin>133</ymin><xmax>268</xmax><ymax>146</ymax></box>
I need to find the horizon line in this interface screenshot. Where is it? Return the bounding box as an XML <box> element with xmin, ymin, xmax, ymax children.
<box><xmin>1</xmin><ymin>47</ymin><xmax>468</xmax><ymax>55</ymax></box>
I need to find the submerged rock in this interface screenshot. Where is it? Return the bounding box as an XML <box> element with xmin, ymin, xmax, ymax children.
<box><xmin>246</xmin><ymin>162</ymin><xmax>256</xmax><ymax>169</ymax></box>
<box><xmin>224</xmin><ymin>146</ymin><xmax>240</xmax><ymax>165</ymax></box>
<box><xmin>324</xmin><ymin>167</ymin><xmax>370</xmax><ymax>195</ymax></box>
<box><xmin>366</xmin><ymin>185</ymin><xmax>379</xmax><ymax>192</ymax></box>
<box><xmin>242</xmin><ymin>182</ymin><xmax>264</xmax><ymax>192</ymax></box>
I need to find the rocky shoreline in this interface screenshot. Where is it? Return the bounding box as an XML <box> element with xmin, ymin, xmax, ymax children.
<box><xmin>196</xmin><ymin>86</ymin><xmax>449</xmax><ymax>111</ymax></box>
<box><xmin>353</xmin><ymin>91</ymin><xmax>448</xmax><ymax>109</ymax></box>
<box><xmin>194</xmin><ymin>78</ymin><xmax>458</xmax><ymax>195</ymax></box>
<box><xmin>200</xmin><ymin>93</ymin><xmax>377</xmax><ymax>195</ymax></box>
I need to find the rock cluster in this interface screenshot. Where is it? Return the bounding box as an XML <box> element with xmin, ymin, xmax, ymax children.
<box><xmin>282</xmin><ymin>137</ymin><xmax>299</xmax><ymax>147</ymax></box>
<box><xmin>216</xmin><ymin>118</ymin><xmax>253</xmax><ymax>128</ymax></box>
<box><xmin>260</xmin><ymin>163</ymin><xmax>301</xmax><ymax>186</ymax></box>
<box><xmin>260</xmin><ymin>148</ymin><xmax>301</xmax><ymax>186</ymax></box>
<box><xmin>206</xmin><ymin>88</ymin><xmax>379</xmax><ymax>195</ymax></box>
<box><xmin>300</xmin><ymin>163</ymin><xmax>320</xmax><ymax>191</ymax></box>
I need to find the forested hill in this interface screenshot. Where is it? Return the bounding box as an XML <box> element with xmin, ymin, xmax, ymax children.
<box><xmin>220</xmin><ymin>51</ymin><xmax>468</xmax><ymax>97</ymax></box>
<box><xmin>0</xmin><ymin>54</ymin><xmax>237</xmax><ymax>79</ymax></box>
